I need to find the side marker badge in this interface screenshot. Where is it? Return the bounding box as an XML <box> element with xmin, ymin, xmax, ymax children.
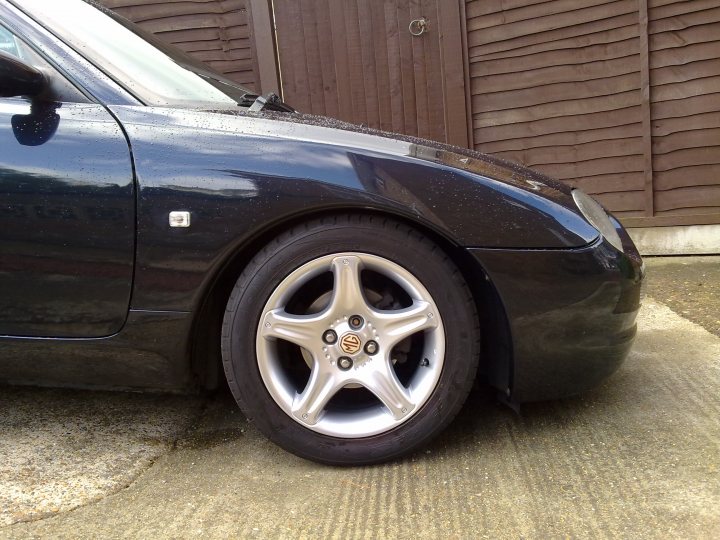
<box><xmin>169</xmin><ymin>211</ymin><xmax>191</xmax><ymax>228</ymax></box>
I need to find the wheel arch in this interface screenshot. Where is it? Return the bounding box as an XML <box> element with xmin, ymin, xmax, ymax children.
<box><xmin>188</xmin><ymin>207</ymin><xmax>513</xmax><ymax>395</ymax></box>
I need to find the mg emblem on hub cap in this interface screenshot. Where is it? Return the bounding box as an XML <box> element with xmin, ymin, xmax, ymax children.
<box><xmin>339</xmin><ymin>333</ymin><xmax>362</xmax><ymax>355</ymax></box>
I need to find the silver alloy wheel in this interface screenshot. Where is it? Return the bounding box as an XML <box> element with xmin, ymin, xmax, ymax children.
<box><xmin>256</xmin><ymin>252</ymin><xmax>445</xmax><ymax>438</ymax></box>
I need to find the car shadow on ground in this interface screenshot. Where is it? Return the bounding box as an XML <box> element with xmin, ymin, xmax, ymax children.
<box><xmin>183</xmin><ymin>359</ymin><xmax>640</xmax><ymax>463</ymax></box>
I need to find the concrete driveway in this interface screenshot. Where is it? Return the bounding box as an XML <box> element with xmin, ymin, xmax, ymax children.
<box><xmin>1</xmin><ymin>258</ymin><xmax>719</xmax><ymax>538</ymax></box>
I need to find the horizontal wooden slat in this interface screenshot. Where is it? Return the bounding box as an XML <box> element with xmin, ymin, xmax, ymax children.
<box><xmin>653</xmin><ymin>127</ymin><xmax>720</xmax><ymax>153</ymax></box>
<box><xmin>652</xmin><ymin>95</ymin><xmax>720</xmax><ymax>121</ymax></box>
<box><xmin>654</xmin><ymin>185</ymin><xmax>720</xmax><ymax>212</ymax></box>
<box><xmin>653</xmin><ymin>164</ymin><xmax>720</xmax><ymax>191</ymax></box>
<box><xmin>473</xmin><ymin>90</ymin><xmax>640</xmax><ymax>128</ymax></box>
<box><xmin>531</xmin><ymin>154</ymin><xmax>644</xmax><ymax>180</ymax></box>
<box><xmin>474</xmin><ymin>106</ymin><xmax>642</xmax><ymax>143</ymax></box>
<box><xmin>468</xmin><ymin>0</ymin><xmax>637</xmax><ymax>46</ymax></box>
<box><xmin>651</xmin><ymin>76</ymin><xmax>720</xmax><ymax>102</ymax></box>
<box><xmin>472</xmin><ymin>73</ymin><xmax>640</xmax><ymax>113</ymax></box>
<box><xmin>615</xmin><ymin>210</ymin><xmax>649</xmax><ymax>220</ymax></box>
<box><xmin>654</xmin><ymin>147</ymin><xmax>720</xmax><ymax>171</ymax></box>
<box><xmin>649</xmin><ymin>41</ymin><xmax>720</xmax><ymax>69</ymax></box>
<box><xmin>651</xmin><ymin>58</ymin><xmax>720</xmax><ymax>87</ymax></box>
<box><xmin>656</xmin><ymin>207</ymin><xmax>720</xmax><ymax>216</ymax></box>
<box><xmin>478</xmin><ymin>123</ymin><xmax>642</xmax><ymax>153</ymax></box>
<box><xmin>103</xmin><ymin>0</ymin><xmax>235</xmax><ymax>6</ymax></box>
<box><xmin>205</xmin><ymin>58</ymin><xmax>253</xmax><ymax>71</ymax></box>
<box><xmin>593</xmin><ymin>190</ymin><xmax>646</xmax><ymax>211</ymax></box>
<box><xmin>471</xmin><ymin>56</ymin><xmax>639</xmax><ymax>95</ymax></box>
<box><xmin>466</xmin><ymin>0</ymin><xmax>555</xmax><ymax>19</ymax></box>
<box><xmin>470</xmin><ymin>38</ymin><xmax>638</xmax><ymax>76</ymax></box>
<box><xmin>565</xmin><ymin>172</ymin><xmax>645</xmax><ymax>194</ymax></box>
<box><xmin>471</xmin><ymin>23</ymin><xmax>638</xmax><ymax>64</ymax></box>
<box><xmin>492</xmin><ymin>137</ymin><xmax>643</xmax><ymax>167</ymax></box>
<box><xmin>128</xmin><ymin>12</ymin><xmax>247</xmax><ymax>33</ymax></box>
<box><xmin>467</xmin><ymin>0</ymin><xmax>613</xmax><ymax>32</ymax></box>
<box><xmin>650</xmin><ymin>0</ymin><xmax>718</xmax><ymax>20</ymax></box>
<box><xmin>155</xmin><ymin>25</ymin><xmax>249</xmax><ymax>42</ymax></box>
<box><xmin>190</xmin><ymin>48</ymin><xmax>253</xmax><ymax>62</ymax></box>
<box><xmin>470</xmin><ymin>14</ymin><xmax>639</xmax><ymax>61</ymax></box>
<box><xmin>110</xmin><ymin>0</ymin><xmax>245</xmax><ymax>21</ymax></box>
<box><xmin>652</xmin><ymin>112</ymin><xmax>720</xmax><ymax>140</ymax></box>
<box><xmin>181</xmin><ymin>37</ymin><xmax>250</xmax><ymax>52</ymax></box>
<box><xmin>649</xmin><ymin>0</ymin><xmax>695</xmax><ymax>8</ymax></box>
<box><xmin>649</xmin><ymin>6</ymin><xmax>720</xmax><ymax>34</ymax></box>
<box><xmin>650</xmin><ymin>23</ymin><xmax>720</xmax><ymax>51</ymax></box>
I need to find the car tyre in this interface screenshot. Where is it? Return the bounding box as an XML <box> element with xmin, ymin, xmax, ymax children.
<box><xmin>221</xmin><ymin>215</ymin><xmax>480</xmax><ymax>465</ymax></box>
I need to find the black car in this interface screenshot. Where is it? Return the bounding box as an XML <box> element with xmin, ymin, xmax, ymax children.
<box><xmin>0</xmin><ymin>0</ymin><xmax>643</xmax><ymax>464</ymax></box>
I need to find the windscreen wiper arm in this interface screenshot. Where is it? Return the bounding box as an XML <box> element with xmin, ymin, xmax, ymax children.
<box><xmin>240</xmin><ymin>92</ymin><xmax>296</xmax><ymax>113</ymax></box>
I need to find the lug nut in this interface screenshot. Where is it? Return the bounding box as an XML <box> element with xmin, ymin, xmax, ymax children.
<box><xmin>349</xmin><ymin>315</ymin><xmax>364</xmax><ymax>329</ymax></box>
<box><xmin>338</xmin><ymin>356</ymin><xmax>353</xmax><ymax>370</ymax></box>
<box><xmin>364</xmin><ymin>340</ymin><xmax>379</xmax><ymax>355</ymax></box>
<box><xmin>322</xmin><ymin>329</ymin><xmax>337</xmax><ymax>344</ymax></box>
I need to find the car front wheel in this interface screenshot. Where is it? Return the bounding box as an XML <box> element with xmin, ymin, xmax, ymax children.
<box><xmin>221</xmin><ymin>215</ymin><xmax>480</xmax><ymax>465</ymax></box>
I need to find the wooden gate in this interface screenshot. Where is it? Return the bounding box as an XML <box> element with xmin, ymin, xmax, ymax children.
<box><xmin>272</xmin><ymin>0</ymin><xmax>469</xmax><ymax>147</ymax></box>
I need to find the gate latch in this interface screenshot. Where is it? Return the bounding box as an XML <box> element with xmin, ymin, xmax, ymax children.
<box><xmin>409</xmin><ymin>17</ymin><xmax>428</xmax><ymax>36</ymax></box>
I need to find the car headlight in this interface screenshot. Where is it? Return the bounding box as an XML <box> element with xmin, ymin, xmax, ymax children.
<box><xmin>572</xmin><ymin>189</ymin><xmax>624</xmax><ymax>252</ymax></box>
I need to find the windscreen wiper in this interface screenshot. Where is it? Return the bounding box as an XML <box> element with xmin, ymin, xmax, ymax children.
<box><xmin>239</xmin><ymin>92</ymin><xmax>296</xmax><ymax>113</ymax></box>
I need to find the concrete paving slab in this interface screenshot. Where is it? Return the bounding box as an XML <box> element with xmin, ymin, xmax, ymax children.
<box><xmin>0</xmin><ymin>389</ymin><xmax>202</xmax><ymax>526</ymax></box>
<box><xmin>1</xmin><ymin>297</ymin><xmax>718</xmax><ymax>539</ymax></box>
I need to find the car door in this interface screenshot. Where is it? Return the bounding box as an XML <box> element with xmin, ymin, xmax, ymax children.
<box><xmin>0</xmin><ymin>23</ymin><xmax>135</xmax><ymax>338</ymax></box>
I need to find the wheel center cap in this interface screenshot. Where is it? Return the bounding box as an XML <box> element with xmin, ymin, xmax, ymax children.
<box><xmin>339</xmin><ymin>333</ymin><xmax>362</xmax><ymax>355</ymax></box>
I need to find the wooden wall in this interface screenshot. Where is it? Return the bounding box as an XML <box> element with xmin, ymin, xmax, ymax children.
<box><xmin>465</xmin><ymin>0</ymin><xmax>720</xmax><ymax>227</ymax></box>
<box><xmin>99</xmin><ymin>0</ymin><xmax>261</xmax><ymax>91</ymax></box>
<box><xmin>648</xmin><ymin>0</ymin><xmax>720</xmax><ymax>225</ymax></box>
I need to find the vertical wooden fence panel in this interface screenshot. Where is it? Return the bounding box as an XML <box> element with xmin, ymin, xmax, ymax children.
<box><xmin>645</xmin><ymin>0</ymin><xmax>720</xmax><ymax>224</ymax></box>
<box><xmin>464</xmin><ymin>0</ymin><xmax>720</xmax><ymax>227</ymax></box>
<box><xmin>465</xmin><ymin>0</ymin><xmax>647</xmax><ymax>220</ymax></box>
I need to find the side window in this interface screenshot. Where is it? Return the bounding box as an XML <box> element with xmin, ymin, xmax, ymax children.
<box><xmin>0</xmin><ymin>23</ymin><xmax>89</xmax><ymax>103</ymax></box>
<box><xmin>1</xmin><ymin>24</ymin><xmax>48</xmax><ymax>67</ymax></box>
<box><xmin>0</xmin><ymin>25</ymin><xmax>20</xmax><ymax>56</ymax></box>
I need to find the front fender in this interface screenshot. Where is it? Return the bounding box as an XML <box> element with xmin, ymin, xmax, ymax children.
<box><xmin>111</xmin><ymin>107</ymin><xmax>597</xmax><ymax>311</ymax></box>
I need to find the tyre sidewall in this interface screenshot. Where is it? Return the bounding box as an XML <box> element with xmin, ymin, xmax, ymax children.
<box><xmin>223</xmin><ymin>219</ymin><xmax>479</xmax><ymax>465</ymax></box>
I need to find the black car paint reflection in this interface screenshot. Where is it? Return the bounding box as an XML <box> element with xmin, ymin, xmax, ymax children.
<box><xmin>0</xmin><ymin>99</ymin><xmax>134</xmax><ymax>337</ymax></box>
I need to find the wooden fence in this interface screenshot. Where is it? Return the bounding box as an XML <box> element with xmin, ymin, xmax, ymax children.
<box><xmin>100</xmin><ymin>0</ymin><xmax>720</xmax><ymax>228</ymax></box>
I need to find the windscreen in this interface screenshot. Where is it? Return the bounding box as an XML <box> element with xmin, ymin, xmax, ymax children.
<box><xmin>20</xmin><ymin>0</ymin><xmax>252</xmax><ymax>106</ymax></box>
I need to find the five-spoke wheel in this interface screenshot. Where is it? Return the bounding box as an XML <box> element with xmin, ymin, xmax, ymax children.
<box><xmin>257</xmin><ymin>252</ymin><xmax>445</xmax><ymax>437</ymax></box>
<box><xmin>222</xmin><ymin>216</ymin><xmax>479</xmax><ymax>465</ymax></box>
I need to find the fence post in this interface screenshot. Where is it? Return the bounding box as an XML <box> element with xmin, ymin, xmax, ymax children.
<box><xmin>249</xmin><ymin>0</ymin><xmax>281</xmax><ymax>95</ymax></box>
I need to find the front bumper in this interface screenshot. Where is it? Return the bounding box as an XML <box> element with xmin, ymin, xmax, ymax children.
<box><xmin>469</xmin><ymin>227</ymin><xmax>644</xmax><ymax>403</ymax></box>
